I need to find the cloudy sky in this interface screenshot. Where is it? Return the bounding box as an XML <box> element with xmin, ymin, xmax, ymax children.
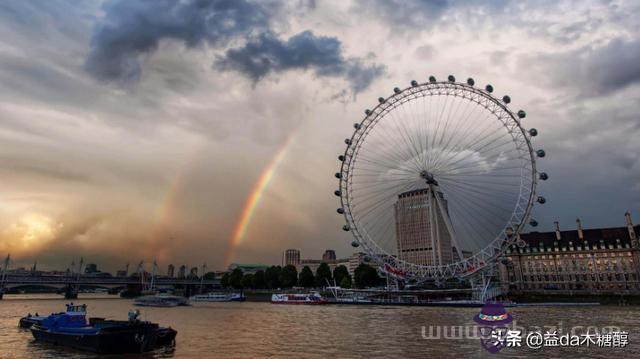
<box><xmin>1</xmin><ymin>0</ymin><xmax>639</xmax><ymax>272</ymax></box>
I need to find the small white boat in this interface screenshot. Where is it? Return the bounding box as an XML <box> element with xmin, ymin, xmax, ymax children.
<box><xmin>271</xmin><ymin>292</ymin><xmax>327</xmax><ymax>305</ymax></box>
<box><xmin>190</xmin><ymin>292</ymin><xmax>246</xmax><ymax>302</ymax></box>
<box><xmin>134</xmin><ymin>293</ymin><xmax>189</xmax><ymax>307</ymax></box>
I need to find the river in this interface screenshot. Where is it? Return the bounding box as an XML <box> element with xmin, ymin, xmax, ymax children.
<box><xmin>1</xmin><ymin>294</ymin><xmax>639</xmax><ymax>358</ymax></box>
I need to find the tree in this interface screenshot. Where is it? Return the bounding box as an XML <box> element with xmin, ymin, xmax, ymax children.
<box><xmin>264</xmin><ymin>266</ymin><xmax>282</xmax><ymax>289</ymax></box>
<box><xmin>252</xmin><ymin>270</ymin><xmax>266</xmax><ymax>289</ymax></box>
<box><xmin>315</xmin><ymin>262</ymin><xmax>332</xmax><ymax>287</ymax></box>
<box><xmin>280</xmin><ymin>264</ymin><xmax>298</xmax><ymax>288</ymax></box>
<box><xmin>229</xmin><ymin>268</ymin><xmax>244</xmax><ymax>289</ymax></box>
<box><xmin>333</xmin><ymin>265</ymin><xmax>350</xmax><ymax>286</ymax></box>
<box><xmin>298</xmin><ymin>266</ymin><xmax>315</xmax><ymax>288</ymax></box>
<box><xmin>242</xmin><ymin>273</ymin><xmax>254</xmax><ymax>289</ymax></box>
<box><xmin>203</xmin><ymin>272</ymin><xmax>216</xmax><ymax>280</ymax></box>
<box><xmin>353</xmin><ymin>264</ymin><xmax>381</xmax><ymax>288</ymax></box>
<box><xmin>221</xmin><ymin>272</ymin><xmax>230</xmax><ymax>288</ymax></box>
<box><xmin>339</xmin><ymin>276</ymin><xmax>352</xmax><ymax>289</ymax></box>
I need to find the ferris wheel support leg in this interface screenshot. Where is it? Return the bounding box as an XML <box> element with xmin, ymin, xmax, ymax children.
<box><xmin>433</xmin><ymin>190</ymin><xmax>464</xmax><ymax>262</ymax></box>
<box><xmin>470</xmin><ymin>264</ymin><xmax>501</xmax><ymax>302</ymax></box>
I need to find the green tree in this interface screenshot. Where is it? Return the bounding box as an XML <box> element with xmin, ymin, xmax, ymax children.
<box><xmin>264</xmin><ymin>266</ymin><xmax>282</xmax><ymax>289</ymax></box>
<box><xmin>242</xmin><ymin>273</ymin><xmax>254</xmax><ymax>289</ymax></box>
<box><xmin>252</xmin><ymin>270</ymin><xmax>266</xmax><ymax>289</ymax></box>
<box><xmin>333</xmin><ymin>265</ymin><xmax>350</xmax><ymax>286</ymax></box>
<box><xmin>229</xmin><ymin>268</ymin><xmax>244</xmax><ymax>289</ymax></box>
<box><xmin>298</xmin><ymin>266</ymin><xmax>315</xmax><ymax>287</ymax></box>
<box><xmin>339</xmin><ymin>276</ymin><xmax>352</xmax><ymax>289</ymax></box>
<box><xmin>203</xmin><ymin>272</ymin><xmax>216</xmax><ymax>280</ymax></box>
<box><xmin>279</xmin><ymin>265</ymin><xmax>298</xmax><ymax>288</ymax></box>
<box><xmin>221</xmin><ymin>272</ymin><xmax>230</xmax><ymax>288</ymax></box>
<box><xmin>353</xmin><ymin>264</ymin><xmax>381</xmax><ymax>288</ymax></box>
<box><xmin>315</xmin><ymin>262</ymin><xmax>332</xmax><ymax>287</ymax></box>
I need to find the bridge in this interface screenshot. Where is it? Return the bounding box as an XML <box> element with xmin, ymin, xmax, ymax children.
<box><xmin>0</xmin><ymin>274</ymin><xmax>220</xmax><ymax>299</ymax></box>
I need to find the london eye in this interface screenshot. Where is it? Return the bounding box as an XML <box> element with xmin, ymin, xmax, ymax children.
<box><xmin>335</xmin><ymin>76</ymin><xmax>547</xmax><ymax>282</ymax></box>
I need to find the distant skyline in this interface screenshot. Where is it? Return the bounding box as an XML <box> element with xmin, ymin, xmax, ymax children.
<box><xmin>1</xmin><ymin>0</ymin><xmax>640</xmax><ymax>272</ymax></box>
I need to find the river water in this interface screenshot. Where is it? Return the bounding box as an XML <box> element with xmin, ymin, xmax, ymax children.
<box><xmin>1</xmin><ymin>294</ymin><xmax>639</xmax><ymax>358</ymax></box>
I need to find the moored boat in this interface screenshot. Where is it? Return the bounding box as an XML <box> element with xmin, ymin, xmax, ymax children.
<box><xmin>134</xmin><ymin>293</ymin><xmax>189</xmax><ymax>307</ymax></box>
<box><xmin>190</xmin><ymin>292</ymin><xmax>246</xmax><ymax>302</ymax></box>
<box><xmin>30</xmin><ymin>304</ymin><xmax>177</xmax><ymax>354</ymax></box>
<box><xmin>271</xmin><ymin>292</ymin><xmax>328</xmax><ymax>305</ymax></box>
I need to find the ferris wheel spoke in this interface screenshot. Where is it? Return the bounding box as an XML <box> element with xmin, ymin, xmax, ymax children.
<box><xmin>429</xmin><ymin>100</ymin><xmax>479</xmax><ymax>170</ymax></box>
<box><xmin>430</xmin><ymin>112</ymin><xmax>497</xmax><ymax>171</ymax></box>
<box><xmin>387</xmin><ymin>102</ymin><xmax>427</xmax><ymax>170</ymax></box>
<box><xmin>368</xmin><ymin>121</ymin><xmax>423</xmax><ymax>166</ymax></box>
<box><xmin>437</xmin><ymin>176</ymin><xmax>521</xmax><ymax>199</ymax></box>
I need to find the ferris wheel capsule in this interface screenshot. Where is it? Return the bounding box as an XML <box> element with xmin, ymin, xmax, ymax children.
<box><xmin>351</xmin><ymin>240</ymin><xmax>359</xmax><ymax>248</ymax></box>
<box><xmin>529</xmin><ymin>219</ymin><xmax>539</xmax><ymax>227</ymax></box>
<box><xmin>529</xmin><ymin>128</ymin><xmax>538</xmax><ymax>137</ymax></box>
<box><xmin>539</xmin><ymin>172</ymin><xmax>548</xmax><ymax>181</ymax></box>
<box><xmin>334</xmin><ymin>190</ymin><xmax>342</xmax><ymax>197</ymax></box>
<box><xmin>342</xmin><ymin>225</ymin><xmax>350</xmax><ymax>231</ymax></box>
<box><xmin>378</xmin><ymin>97</ymin><xmax>385</xmax><ymax>104</ymax></box>
<box><xmin>502</xmin><ymin>95</ymin><xmax>511</xmax><ymax>104</ymax></box>
<box><xmin>467</xmin><ymin>78</ymin><xmax>475</xmax><ymax>86</ymax></box>
<box><xmin>365</xmin><ymin>109</ymin><xmax>372</xmax><ymax>116</ymax></box>
<box><xmin>345</xmin><ymin>138</ymin><xmax>351</xmax><ymax>145</ymax></box>
<box><xmin>448</xmin><ymin>75</ymin><xmax>455</xmax><ymax>82</ymax></box>
<box><xmin>338</xmin><ymin>155</ymin><xmax>345</xmax><ymax>162</ymax></box>
<box><xmin>485</xmin><ymin>84</ymin><xmax>494</xmax><ymax>93</ymax></box>
<box><xmin>394</xmin><ymin>87</ymin><xmax>401</xmax><ymax>94</ymax></box>
<box><xmin>429</xmin><ymin>76</ymin><xmax>437</xmax><ymax>83</ymax></box>
<box><xmin>337</xmin><ymin>208</ymin><xmax>345</xmax><ymax>214</ymax></box>
<box><xmin>537</xmin><ymin>196</ymin><xmax>546</xmax><ymax>204</ymax></box>
<box><xmin>536</xmin><ymin>149</ymin><xmax>546</xmax><ymax>158</ymax></box>
<box><xmin>335</xmin><ymin>172</ymin><xmax>342</xmax><ymax>179</ymax></box>
<box><xmin>517</xmin><ymin>110</ymin><xmax>526</xmax><ymax>118</ymax></box>
<box><xmin>411</xmin><ymin>80</ymin><xmax>418</xmax><ymax>87</ymax></box>
<box><xmin>354</xmin><ymin>123</ymin><xmax>361</xmax><ymax>129</ymax></box>
<box><xmin>517</xmin><ymin>239</ymin><xmax>527</xmax><ymax>248</ymax></box>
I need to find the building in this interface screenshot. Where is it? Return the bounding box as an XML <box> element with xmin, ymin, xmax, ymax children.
<box><xmin>189</xmin><ymin>267</ymin><xmax>198</xmax><ymax>277</ymax></box>
<box><xmin>322</xmin><ymin>250</ymin><xmax>337</xmax><ymax>262</ymax></box>
<box><xmin>282</xmin><ymin>249</ymin><xmax>301</xmax><ymax>266</ymax></box>
<box><xmin>177</xmin><ymin>265</ymin><xmax>186</xmax><ymax>279</ymax></box>
<box><xmin>84</xmin><ymin>263</ymin><xmax>98</xmax><ymax>274</ymax></box>
<box><xmin>394</xmin><ymin>188</ymin><xmax>454</xmax><ymax>266</ymax></box>
<box><xmin>115</xmin><ymin>270</ymin><xmax>128</xmax><ymax>277</ymax></box>
<box><xmin>500</xmin><ymin>213</ymin><xmax>640</xmax><ymax>296</ymax></box>
<box><xmin>167</xmin><ymin>264</ymin><xmax>175</xmax><ymax>278</ymax></box>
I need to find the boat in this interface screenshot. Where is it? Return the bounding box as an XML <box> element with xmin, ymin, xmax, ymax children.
<box><xmin>271</xmin><ymin>292</ymin><xmax>328</xmax><ymax>304</ymax></box>
<box><xmin>134</xmin><ymin>293</ymin><xmax>189</xmax><ymax>307</ymax></box>
<box><xmin>30</xmin><ymin>304</ymin><xmax>177</xmax><ymax>354</ymax></box>
<box><xmin>190</xmin><ymin>292</ymin><xmax>246</xmax><ymax>302</ymax></box>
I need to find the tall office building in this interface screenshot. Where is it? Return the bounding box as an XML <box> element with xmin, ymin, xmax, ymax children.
<box><xmin>394</xmin><ymin>188</ymin><xmax>454</xmax><ymax>266</ymax></box>
<box><xmin>167</xmin><ymin>264</ymin><xmax>175</xmax><ymax>278</ymax></box>
<box><xmin>177</xmin><ymin>265</ymin><xmax>186</xmax><ymax>279</ymax></box>
<box><xmin>322</xmin><ymin>250</ymin><xmax>337</xmax><ymax>262</ymax></box>
<box><xmin>283</xmin><ymin>249</ymin><xmax>301</xmax><ymax>266</ymax></box>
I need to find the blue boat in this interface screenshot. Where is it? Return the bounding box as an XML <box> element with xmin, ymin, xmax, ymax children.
<box><xmin>29</xmin><ymin>304</ymin><xmax>177</xmax><ymax>354</ymax></box>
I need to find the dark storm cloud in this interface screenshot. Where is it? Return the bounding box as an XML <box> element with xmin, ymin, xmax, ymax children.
<box><xmin>355</xmin><ymin>0</ymin><xmax>452</xmax><ymax>29</ymax></box>
<box><xmin>522</xmin><ymin>38</ymin><xmax>640</xmax><ymax>96</ymax></box>
<box><xmin>215</xmin><ymin>31</ymin><xmax>386</xmax><ymax>93</ymax></box>
<box><xmin>85</xmin><ymin>0</ymin><xmax>280</xmax><ymax>85</ymax></box>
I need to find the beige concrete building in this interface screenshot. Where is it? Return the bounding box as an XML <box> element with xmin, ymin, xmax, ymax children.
<box><xmin>394</xmin><ymin>188</ymin><xmax>454</xmax><ymax>266</ymax></box>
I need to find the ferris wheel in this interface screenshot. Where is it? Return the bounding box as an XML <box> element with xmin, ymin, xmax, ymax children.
<box><xmin>334</xmin><ymin>75</ymin><xmax>547</xmax><ymax>282</ymax></box>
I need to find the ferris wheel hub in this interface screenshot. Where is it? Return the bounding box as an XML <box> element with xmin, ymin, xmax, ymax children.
<box><xmin>419</xmin><ymin>170</ymin><xmax>438</xmax><ymax>185</ymax></box>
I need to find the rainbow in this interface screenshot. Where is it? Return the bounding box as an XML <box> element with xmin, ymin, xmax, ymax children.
<box><xmin>224</xmin><ymin>137</ymin><xmax>295</xmax><ymax>265</ymax></box>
